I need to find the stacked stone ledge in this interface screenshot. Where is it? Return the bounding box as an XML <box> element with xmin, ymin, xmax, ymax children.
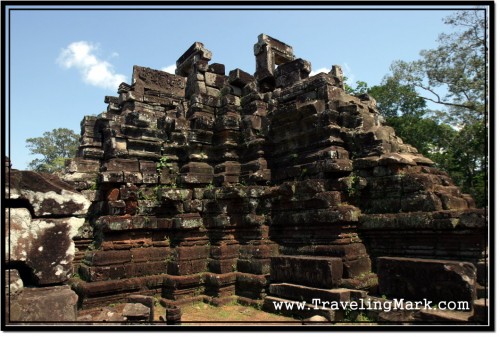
<box><xmin>35</xmin><ymin>34</ymin><xmax>487</xmax><ymax>323</ymax></box>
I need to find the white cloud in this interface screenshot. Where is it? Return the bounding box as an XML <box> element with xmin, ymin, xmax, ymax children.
<box><xmin>310</xmin><ymin>67</ymin><xmax>330</xmax><ymax>76</ymax></box>
<box><xmin>342</xmin><ymin>62</ymin><xmax>355</xmax><ymax>86</ymax></box>
<box><xmin>57</xmin><ymin>41</ymin><xmax>126</xmax><ymax>90</ymax></box>
<box><xmin>161</xmin><ymin>64</ymin><xmax>176</xmax><ymax>74</ymax></box>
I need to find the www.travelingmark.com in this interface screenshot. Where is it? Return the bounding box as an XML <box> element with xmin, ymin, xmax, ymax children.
<box><xmin>272</xmin><ymin>298</ymin><xmax>470</xmax><ymax>312</ymax></box>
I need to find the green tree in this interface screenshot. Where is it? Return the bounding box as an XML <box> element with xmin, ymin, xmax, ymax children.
<box><xmin>26</xmin><ymin>128</ymin><xmax>80</xmax><ymax>173</ymax></box>
<box><xmin>389</xmin><ymin>9</ymin><xmax>487</xmax><ymax>125</ymax></box>
<box><xmin>446</xmin><ymin>122</ymin><xmax>486</xmax><ymax>207</ymax></box>
<box><xmin>368</xmin><ymin>77</ymin><xmax>427</xmax><ymax>118</ymax></box>
<box><xmin>344</xmin><ymin>79</ymin><xmax>368</xmax><ymax>96</ymax></box>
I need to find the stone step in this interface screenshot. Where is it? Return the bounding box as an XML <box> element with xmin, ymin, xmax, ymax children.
<box><xmin>262</xmin><ymin>295</ymin><xmax>338</xmax><ymax>321</ymax></box>
<box><xmin>8</xmin><ymin>285</ymin><xmax>79</xmax><ymax>322</ymax></box>
<box><xmin>269</xmin><ymin>283</ymin><xmax>367</xmax><ymax>304</ymax></box>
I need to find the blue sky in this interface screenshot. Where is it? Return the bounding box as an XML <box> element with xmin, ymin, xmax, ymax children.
<box><xmin>6</xmin><ymin>5</ymin><xmax>476</xmax><ymax>169</ymax></box>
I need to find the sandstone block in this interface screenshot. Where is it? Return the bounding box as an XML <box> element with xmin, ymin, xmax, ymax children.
<box><xmin>122</xmin><ymin>303</ymin><xmax>150</xmax><ymax>321</ymax></box>
<box><xmin>8</xmin><ymin>285</ymin><xmax>78</xmax><ymax>322</ymax></box>
<box><xmin>127</xmin><ymin>295</ymin><xmax>155</xmax><ymax>321</ymax></box>
<box><xmin>377</xmin><ymin>257</ymin><xmax>476</xmax><ymax>307</ymax></box>
<box><xmin>228</xmin><ymin>68</ymin><xmax>254</xmax><ymax>88</ymax></box>
<box><xmin>271</xmin><ymin>256</ymin><xmax>343</xmax><ymax>288</ymax></box>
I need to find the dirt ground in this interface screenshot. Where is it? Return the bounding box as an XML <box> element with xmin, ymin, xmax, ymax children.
<box><xmin>176</xmin><ymin>302</ymin><xmax>301</xmax><ymax>325</ymax></box>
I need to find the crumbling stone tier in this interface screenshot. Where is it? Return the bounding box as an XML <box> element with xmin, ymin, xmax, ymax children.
<box><xmin>5</xmin><ymin>34</ymin><xmax>488</xmax><ymax>324</ymax></box>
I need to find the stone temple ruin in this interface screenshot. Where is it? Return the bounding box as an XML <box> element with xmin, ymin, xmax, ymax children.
<box><xmin>5</xmin><ymin>34</ymin><xmax>488</xmax><ymax>325</ymax></box>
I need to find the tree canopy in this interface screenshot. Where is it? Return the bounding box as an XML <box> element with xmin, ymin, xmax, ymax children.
<box><xmin>389</xmin><ymin>10</ymin><xmax>487</xmax><ymax>126</ymax></box>
<box><xmin>26</xmin><ymin>128</ymin><xmax>80</xmax><ymax>173</ymax></box>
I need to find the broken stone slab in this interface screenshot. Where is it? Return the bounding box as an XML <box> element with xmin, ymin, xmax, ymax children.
<box><xmin>377</xmin><ymin>257</ymin><xmax>477</xmax><ymax>307</ymax></box>
<box><xmin>208</xmin><ymin>63</ymin><xmax>225</xmax><ymax>75</ymax></box>
<box><xmin>228</xmin><ymin>68</ymin><xmax>255</xmax><ymax>88</ymax></box>
<box><xmin>7</xmin><ymin>170</ymin><xmax>91</xmax><ymax>217</ymax></box>
<box><xmin>133</xmin><ymin>65</ymin><xmax>186</xmax><ymax>99</ymax></box>
<box><xmin>271</xmin><ymin>255</ymin><xmax>343</xmax><ymax>288</ymax></box>
<box><xmin>176</xmin><ymin>42</ymin><xmax>213</xmax><ymax>77</ymax></box>
<box><xmin>8</xmin><ymin>285</ymin><xmax>78</xmax><ymax>322</ymax></box>
<box><xmin>6</xmin><ymin>208</ymin><xmax>85</xmax><ymax>285</ymax></box>
<box><xmin>127</xmin><ymin>295</ymin><xmax>155</xmax><ymax>321</ymax></box>
<box><xmin>275</xmin><ymin>58</ymin><xmax>312</xmax><ymax>88</ymax></box>
<box><xmin>122</xmin><ymin>302</ymin><xmax>151</xmax><ymax>321</ymax></box>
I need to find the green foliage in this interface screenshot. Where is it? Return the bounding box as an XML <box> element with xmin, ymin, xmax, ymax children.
<box><xmin>156</xmin><ymin>156</ymin><xmax>171</xmax><ymax>172</ymax></box>
<box><xmin>355</xmin><ymin>313</ymin><xmax>374</xmax><ymax>323</ymax></box>
<box><xmin>346</xmin><ymin>174</ymin><xmax>361</xmax><ymax>198</ymax></box>
<box><xmin>163</xmin><ymin>235</ymin><xmax>171</xmax><ymax>247</ymax></box>
<box><xmin>344</xmin><ymin>78</ymin><xmax>369</xmax><ymax>96</ymax></box>
<box><xmin>26</xmin><ymin>128</ymin><xmax>80</xmax><ymax>173</ymax></box>
<box><xmin>89</xmin><ymin>177</ymin><xmax>100</xmax><ymax>191</ymax></box>
<box><xmin>389</xmin><ymin>10</ymin><xmax>487</xmax><ymax>125</ymax></box>
<box><xmin>368</xmin><ymin>77</ymin><xmax>427</xmax><ymax>118</ymax></box>
<box><xmin>446</xmin><ymin>122</ymin><xmax>487</xmax><ymax>206</ymax></box>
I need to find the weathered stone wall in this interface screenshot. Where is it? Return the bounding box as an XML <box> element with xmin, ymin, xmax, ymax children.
<box><xmin>7</xmin><ymin>34</ymin><xmax>484</xmax><ymax>321</ymax></box>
